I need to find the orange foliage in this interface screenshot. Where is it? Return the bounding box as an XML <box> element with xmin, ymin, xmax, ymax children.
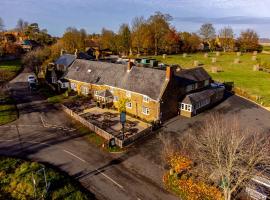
<box><xmin>168</xmin><ymin>154</ymin><xmax>192</xmax><ymax>173</ymax></box>
<box><xmin>164</xmin><ymin>154</ymin><xmax>223</xmax><ymax>200</ymax></box>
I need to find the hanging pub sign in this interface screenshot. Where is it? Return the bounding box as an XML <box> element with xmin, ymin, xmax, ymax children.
<box><xmin>120</xmin><ymin>112</ymin><xmax>126</xmax><ymax>125</ymax></box>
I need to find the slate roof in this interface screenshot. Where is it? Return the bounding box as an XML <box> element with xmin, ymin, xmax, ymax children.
<box><xmin>55</xmin><ymin>54</ymin><xmax>76</xmax><ymax>67</ymax></box>
<box><xmin>174</xmin><ymin>67</ymin><xmax>211</xmax><ymax>85</ymax></box>
<box><xmin>64</xmin><ymin>59</ymin><xmax>167</xmax><ymax>100</ymax></box>
<box><xmin>182</xmin><ymin>87</ymin><xmax>224</xmax><ymax>104</ymax></box>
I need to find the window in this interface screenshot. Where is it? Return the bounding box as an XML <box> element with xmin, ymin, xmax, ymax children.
<box><xmin>142</xmin><ymin>106</ymin><xmax>150</xmax><ymax>115</ymax></box>
<box><xmin>110</xmin><ymin>87</ymin><xmax>114</xmax><ymax>94</ymax></box>
<box><xmin>181</xmin><ymin>103</ymin><xmax>192</xmax><ymax>112</ymax></box>
<box><xmin>70</xmin><ymin>82</ymin><xmax>77</xmax><ymax>91</ymax></box>
<box><xmin>126</xmin><ymin>91</ymin><xmax>131</xmax><ymax>97</ymax></box>
<box><xmin>186</xmin><ymin>84</ymin><xmax>195</xmax><ymax>92</ymax></box>
<box><xmin>204</xmin><ymin>80</ymin><xmax>210</xmax><ymax>86</ymax></box>
<box><xmin>81</xmin><ymin>86</ymin><xmax>89</xmax><ymax>95</ymax></box>
<box><xmin>143</xmin><ymin>95</ymin><xmax>150</xmax><ymax>103</ymax></box>
<box><xmin>113</xmin><ymin>96</ymin><xmax>119</xmax><ymax>102</ymax></box>
<box><xmin>126</xmin><ymin>102</ymin><xmax>132</xmax><ymax>109</ymax></box>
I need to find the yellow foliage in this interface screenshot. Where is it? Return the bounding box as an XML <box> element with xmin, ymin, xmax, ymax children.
<box><xmin>168</xmin><ymin>154</ymin><xmax>192</xmax><ymax>173</ymax></box>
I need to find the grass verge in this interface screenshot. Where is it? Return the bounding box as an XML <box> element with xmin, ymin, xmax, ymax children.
<box><xmin>0</xmin><ymin>96</ymin><xmax>18</xmax><ymax>125</ymax></box>
<box><xmin>0</xmin><ymin>156</ymin><xmax>95</xmax><ymax>200</ymax></box>
<box><xmin>0</xmin><ymin>60</ymin><xmax>22</xmax><ymax>84</ymax></box>
<box><xmin>74</xmin><ymin>123</ymin><xmax>123</xmax><ymax>153</ymax></box>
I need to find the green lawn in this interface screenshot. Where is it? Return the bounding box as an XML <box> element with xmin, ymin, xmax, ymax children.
<box><xmin>0</xmin><ymin>60</ymin><xmax>22</xmax><ymax>84</ymax></box>
<box><xmin>0</xmin><ymin>96</ymin><xmax>18</xmax><ymax>125</ymax></box>
<box><xmin>150</xmin><ymin>52</ymin><xmax>270</xmax><ymax>106</ymax></box>
<box><xmin>0</xmin><ymin>156</ymin><xmax>92</xmax><ymax>200</ymax></box>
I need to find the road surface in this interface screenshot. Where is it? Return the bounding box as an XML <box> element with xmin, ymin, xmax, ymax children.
<box><xmin>0</xmin><ymin>70</ymin><xmax>177</xmax><ymax>200</ymax></box>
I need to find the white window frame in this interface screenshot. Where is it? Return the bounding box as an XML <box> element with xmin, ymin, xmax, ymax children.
<box><xmin>113</xmin><ymin>96</ymin><xmax>119</xmax><ymax>102</ymax></box>
<box><xmin>81</xmin><ymin>86</ymin><xmax>89</xmax><ymax>95</ymax></box>
<box><xmin>143</xmin><ymin>95</ymin><xmax>150</xmax><ymax>103</ymax></box>
<box><xmin>126</xmin><ymin>91</ymin><xmax>131</xmax><ymax>98</ymax></box>
<box><xmin>126</xmin><ymin>102</ymin><xmax>132</xmax><ymax>109</ymax></box>
<box><xmin>70</xmin><ymin>82</ymin><xmax>77</xmax><ymax>91</ymax></box>
<box><xmin>110</xmin><ymin>87</ymin><xmax>114</xmax><ymax>94</ymax></box>
<box><xmin>142</xmin><ymin>106</ymin><xmax>150</xmax><ymax>115</ymax></box>
<box><xmin>181</xmin><ymin>103</ymin><xmax>192</xmax><ymax>112</ymax></box>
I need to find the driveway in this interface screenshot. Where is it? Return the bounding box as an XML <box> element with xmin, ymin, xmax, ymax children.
<box><xmin>132</xmin><ymin>94</ymin><xmax>270</xmax><ymax>167</ymax></box>
<box><xmin>0</xmin><ymin>70</ymin><xmax>177</xmax><ymax>200</ymax></box>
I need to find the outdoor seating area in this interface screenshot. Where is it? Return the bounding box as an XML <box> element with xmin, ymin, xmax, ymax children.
<box><xmin>62</xmin><ymin>97</ymin><xmax>150</xmax><ymax>141</ymax></box>
<box><xmin>79</xmin><ymin>107</ymin><xmax>149</xmax><ymax>139</ymax></box>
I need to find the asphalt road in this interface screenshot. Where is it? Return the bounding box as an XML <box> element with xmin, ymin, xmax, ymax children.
<box><xmin>0</xmin><ymin>70</ymin><xmax>178</xmax><ymax>200</ymax></box>
<box><xmin>132</xmin><ymin>93</ymin><xmax>270</xmax><ymax>167</ymax></box>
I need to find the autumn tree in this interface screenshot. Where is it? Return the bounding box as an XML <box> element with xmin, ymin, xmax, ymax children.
<box><xmin>131</xmin><ymin>16</ymin><xmax>146</xmax><ymax>54</ymax></box>
<box><xmin>182</xmin><ymin>114</ymin><xmax>270</xmax><ymax>200</ymax></box>
<box><xmin>100</xmin><ymin>28</ymin><xmax>118</xmax><ymax>53</ymax></box>
<box><xmin>218</xmin><ymin>26</ymin><xmax>235</xmax><ymax>52</ymax></box>
<box><xmin>24</xmin><ymin>22</ymin><xmax>55</xmax><ymax>46</ymax></box>
<box><xmin>179</xmin><ymin>32</ymin><xmax>201</xmax><ymax>53</ymax></box>
<box><xmin>118</xmin><ymin>24</ymin><xmax>131</xmax><ymax>55</ymax></box>
<box><xmin>163</xmin><ymin>27</ymin><xmax>180</xmax><ymax>54</ymax></box>
<box><xmin>22</xmin><ymin>47</ymin><xmax>51</xmax><ymax>72</ymax></box>
<box><xmin>237</xmin><ymin>29</ymin><xmax>261</xmax><ymax>52</ymax></box>
<box><xmin>62</xmin><ymin>27</ymin><xmax>87</xmax><ymax>53</ymax></box>
<box><xmin>148</xmin><ymin>12</ymin><xmax>172</xmax><ymax>55</ymax></box>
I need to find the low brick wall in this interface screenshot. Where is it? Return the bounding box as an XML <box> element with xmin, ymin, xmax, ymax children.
<box><xmin>60</xmin><ymin>105</ymin><xmax>152</xmax><ymax>148</ymax></box>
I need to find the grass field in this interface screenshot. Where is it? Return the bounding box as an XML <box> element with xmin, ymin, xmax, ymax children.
<box><xmin>0</xmin><ymin>96</ymin><xmax>18</xmax><ymax>125</ymax></box>
<box><xmin>150</xmin><ymin>52</ymin><xmax>270</xmax><ymax>106</ymax></box>
<box><xmin>0</xmin><ymin>60</ymin><xmax>22</xmax><ymax>84</ymax></box>
<box><xmin>0</xmin><ymin>156</ymin><xmax>93</xmax><ymax>200</ymax></box>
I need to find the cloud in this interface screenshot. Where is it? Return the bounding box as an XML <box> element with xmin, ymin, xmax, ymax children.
<box><xmin>174</xmin><ymin>16</ymin><xmax>270</xmax><ymax>25</ymax></box>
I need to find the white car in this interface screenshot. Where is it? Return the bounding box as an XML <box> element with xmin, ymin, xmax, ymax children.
<box><xmin>27</xmin><ymin>75</ymin><xmax>37</xmax><ymax>84</ymax></box>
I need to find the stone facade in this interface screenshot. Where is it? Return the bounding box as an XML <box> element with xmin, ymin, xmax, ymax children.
<box><xmin>68</xmin><ymin>79</ymin><xmax>159</xmax><ymax>122</ymax></box>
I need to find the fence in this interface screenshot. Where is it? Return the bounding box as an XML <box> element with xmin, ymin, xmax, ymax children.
<box><xmin>60</xmin><ymin>104</ymin><xmax>152</xmax><ymax>148</ymax></box>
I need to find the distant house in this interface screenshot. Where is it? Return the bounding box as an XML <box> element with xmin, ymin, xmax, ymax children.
<box><xmin>63</xmin><ymin>60</ymin><xmax>223</xmax><ymax>122</ymax></box>
<box><xmin>20</xmin><ymin>40</ymin><xmax>39</xmax><ymax>51</ymax></box>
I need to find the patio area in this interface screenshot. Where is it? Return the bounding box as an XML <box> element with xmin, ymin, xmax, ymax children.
<box><xmin>79</xmin><ymin>107</ymin><xmax>150</xmax><ymax>139</ymax></box>
<box><xmin>62</xmin><ymin>98</ymin><xmax>151</xmax><ymax>141</ymax></box>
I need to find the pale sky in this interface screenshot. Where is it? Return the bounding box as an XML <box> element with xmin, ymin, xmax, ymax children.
<box><xmin>1</xmin><ymin>0</ymin><xmax>270</xmax><ymax>37</ymax></box>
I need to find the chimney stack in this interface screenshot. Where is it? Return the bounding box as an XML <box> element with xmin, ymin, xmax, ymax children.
<box><xmin>75</xmin><ymin>49</ymin><xmax>78</xmax><ymax>56</ymax></box>
<box><xmin>166</xmin><ymin>66</ymin><xmax>172</xmax><ymax>80</ymax></box>
<box><xmin>60</xmin><ymin>48</ymin><xmax>64</xmax><ymax>56</ymax></box>
<box><xmin>127</xmin><ymin>59</ymin><xmax>133</xmax><ymax>72</ymax></box>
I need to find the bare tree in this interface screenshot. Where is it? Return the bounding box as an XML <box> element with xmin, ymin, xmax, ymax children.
<box><xmin>219</xmin><ymin>26</ymin><xmax>235</xmax><ymax>52</ymax></box>
<box><xmin>0</xmin><ymin>17</ymin><xmax>4</xmax><ymax>32</ymax></box>
<box><xmin>184</xmin><ymin>114</ymin><xmax>270</xmax><ymax>200</ymax></box>
<box><xmin>199</xmin><ymin>23</ymin><xmax>216</xmax><ymax>42</ymax></box>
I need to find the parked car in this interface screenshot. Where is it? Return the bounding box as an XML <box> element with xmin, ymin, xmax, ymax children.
<box><xmin>27</xmin><ymin>75</ymin><xmax>37</xmax><ymax>84</ymax></box>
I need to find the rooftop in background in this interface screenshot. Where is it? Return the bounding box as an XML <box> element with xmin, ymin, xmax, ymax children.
<box><xmin>55</xmin><ymin>54</ymin><xmax>76</xmax><ymax>67</ymax></box>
